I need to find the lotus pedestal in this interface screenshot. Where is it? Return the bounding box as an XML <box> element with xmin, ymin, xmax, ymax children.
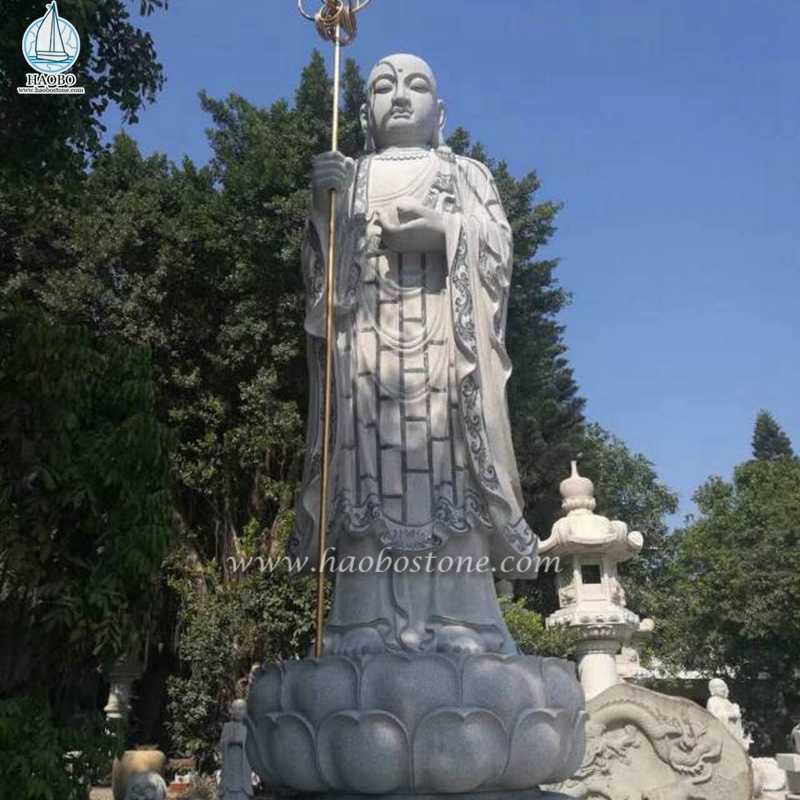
<box><xmin>246</xmin><ymin>652</ymin><xmax>586</xmax><ymax>800</ymax></box>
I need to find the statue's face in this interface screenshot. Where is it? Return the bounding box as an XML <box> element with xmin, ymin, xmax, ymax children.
<box><xmin>231</xmin><ymin>700</ymin><xmax>246</xmax><ymax>721</ymax></box>
<box><xmin>364</xmin><ymin>54</ymin><xmax>444</xmax><ymax>150</ymax></box>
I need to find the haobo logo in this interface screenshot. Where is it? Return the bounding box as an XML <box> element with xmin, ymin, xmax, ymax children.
<box><xmin>18</xmin><ymin>1</ymin><xmax>84</xmax><ymax>94</ymax></box>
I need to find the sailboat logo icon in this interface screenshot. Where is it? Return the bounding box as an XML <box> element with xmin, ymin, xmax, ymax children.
<box><xmin>22</xmin><ymin>1</ymin><xmax>80</xmax><ymax>75</ymax></box>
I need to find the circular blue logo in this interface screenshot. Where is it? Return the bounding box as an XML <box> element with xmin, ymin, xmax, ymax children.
<box><xmin>22</xmin><ymin>2</ymin><xmax>80</xmax><ymax>76</ymax></box>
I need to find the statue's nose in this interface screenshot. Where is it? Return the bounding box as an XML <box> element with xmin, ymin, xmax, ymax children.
<box><xmin>392</xmin><ymin>84</ymin><xmax>411</xmax><ymax>106</ymax></box>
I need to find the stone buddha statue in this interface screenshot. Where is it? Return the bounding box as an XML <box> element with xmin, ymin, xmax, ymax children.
<box><xmin>707</xmin><ymin>678</ymin><xmax>749</xmax><ymax>750</ymax></box>
<box><xmin>291</xmin><ymin>53</ymin><xmax>539</xmax><ymax>657</ymax></box>
<box><xmin>247</xmin><ymin>52</ymin><xmax>585</xmax><ymax>800</ymax></box>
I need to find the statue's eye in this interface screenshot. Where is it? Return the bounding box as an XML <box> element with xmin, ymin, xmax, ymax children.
<box><xmin>373</xmin><ymin>79</ymin><xmax>394</xmax><ymax>94</ymax></box>
<box><xmin>409</xmin><ymin>78</ymin><xmax>430</xmax><ymax>93</ymax></box>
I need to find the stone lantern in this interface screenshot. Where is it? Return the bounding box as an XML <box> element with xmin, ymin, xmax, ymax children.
<box><xmin>104</xmin><ymin>641</ymin><xmax>144</xmax><ymax>724</ymax></box>
<box><xmin>541</xmin><ymin>462</ymin><xmax>649</xmax><ymax>699</ymax></box>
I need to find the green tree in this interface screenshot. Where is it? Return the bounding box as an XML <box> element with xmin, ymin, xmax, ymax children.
<box><xmin>165</xmin><ymin>528</ymin><xmax>318</xmax><ymax>766</ymax></box>
<box><xmin>648</xmin><ymin>453</ymin><xmax>800</xmax><ymax>754</ymax></box>
<box><xmin>500</xmin><ymin>596</ymin><xmax>579</xmax><ymax>660</ymax></box>
<box><xmin>752</xmin><ymin>410</ymin><xmax>794</xmax><ymax>461</ymax></box>
<box><xmin>0</xmin><ymin>305</ymin><xmax>172</xmax><ymax>700</ymax></box>
<box><xmin>0</xmin><ymin>696</ymin><xmax>121</xmax><ymax>800</ymax></box>
<box><xmin>0</xmin><ymin>303</ymin><xmax>170</xmax><ymax>797</ymax></box>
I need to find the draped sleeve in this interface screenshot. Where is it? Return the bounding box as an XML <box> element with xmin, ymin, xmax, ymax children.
<box><xmin>301</xmin><ymin>164</ymin><xmax>364</xmax><ymax>339</ymax></box>
<box><xmin>443</xmin><ymin>155</ymin><xmax>539</xmax><ymax>576</ymax></box>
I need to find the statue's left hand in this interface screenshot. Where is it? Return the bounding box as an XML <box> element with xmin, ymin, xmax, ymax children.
<box><xmin>374</xmin><ymin>197</ymin><xmax>447</xmax><ymax>254</ymax></box>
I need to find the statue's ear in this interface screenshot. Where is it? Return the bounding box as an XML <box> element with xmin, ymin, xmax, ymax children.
<box><xmin>434</xmin><ymin>99</ymin><xmax>446</xmax><ymax>148</ymax></box>
<box><xmin>360</xmin><ymin>102</ymin><xmax>374</xmax><ymax>153</ymax></box>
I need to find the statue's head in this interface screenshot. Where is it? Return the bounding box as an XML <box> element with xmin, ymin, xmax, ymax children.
<box><xmin>230</xmin><ymin>698</ymin><xmax>247</xmax><ymax>722</ymax></box>
<box><xmin>362</xmin><ymin>53</ymin><xmax>445</xmax><ymax>152</ymax></box>
<box><xmin>709</xmin><ymin>678</ymin><xmax>729</xmax><ymax>698</ymax></box>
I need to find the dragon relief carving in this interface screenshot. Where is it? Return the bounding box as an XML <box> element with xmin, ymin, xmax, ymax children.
<box><xmin>553</xmin><ymin>685</ymin><xmax>753</xmax><ymax>800</ymax></box>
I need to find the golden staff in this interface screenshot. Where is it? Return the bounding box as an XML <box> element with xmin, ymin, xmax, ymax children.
<box><xmin>297</xmin><ymin>0</ymin><xmax>373</xmax><ymax>658</ymax></box>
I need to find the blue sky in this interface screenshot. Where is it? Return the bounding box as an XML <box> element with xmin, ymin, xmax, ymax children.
<box><xmin>103</xmin><ymin>0</ymin><xmax>800</xmax><ymax>525</ymax></box>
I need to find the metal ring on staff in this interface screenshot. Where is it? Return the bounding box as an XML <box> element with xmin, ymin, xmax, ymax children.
<box><xmin>298</xmin><ymin>0</ymin><xmax>373</xmax><ymax>46</ymax></box>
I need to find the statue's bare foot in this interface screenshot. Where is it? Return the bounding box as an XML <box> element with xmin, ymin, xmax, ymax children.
<box><xmin>435</xmin><ymin>625</ymin><xmax>487</xmax><ymax>655</ymax></box>
<box><xmin>337</xmin><ymin>626</ymin><xmax>386</xmax><ymax>658</ymax></box>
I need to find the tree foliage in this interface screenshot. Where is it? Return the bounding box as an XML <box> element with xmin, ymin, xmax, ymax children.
<box><xmin>0</xmin><ymin>305</ymin><xmax>172</xmax><ymax>703</ymax></box>
<box><xmin>647</xmin><ymin>447</ymin><xmax>800</xmax><ymax>753</ymax></box>
<box><xmin>0</xmin><ymin>696</ymin><xmax>120</xmax><ymax>800</ymax></box>
<box><xmin>165</xmin><ymin>529</ymin><xmax>318</xmax><ymax>766</ymax></box>
<box><xmin>500</xmin><ymin>596</ymin><xmax>579</xmax><ymax>660</ymax></box>
<box><xmin>752</xmin><ymin>410</ymin><xmax>794</xmax><ymax>461</ymax></box>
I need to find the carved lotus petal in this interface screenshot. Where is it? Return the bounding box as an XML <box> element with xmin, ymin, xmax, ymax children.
<box><xmin>247</xmin><ymin>663</ymin><xmax>283</xmax><ymax>719</ymax></box>
<box><xmin>542</xmin><ymin>657</ymin><xmax>584</xmax><ymax>714</ymax></box>
<box><xmin>282</xmin><ymin>657</ymin><xmax>358</xmax><ymax>729</ymax></box>
<box><xmin>413</xmin><ymin>708</ymin><xmax>507</xmax><ymax>793</ymax></box>
<box><xmin>244</xmin><ymin>716</ymin><xmax>279</xmax><ymax>788</ymax></box>
<box><xmin>247</xmin><ymin>653</ymin><xmax>585</xmax><ymax>795</ymax></box>
<box><xmin>256</xmin><ymin>713</ymin><xmax>326</xmax><ymax>793</ymax></box>
<box><xmin>463</xmin><ymin>654</ymin><xmax>547</xmax><ymax>727</ymax></box>
<box><xmin>504</xmin><ymin>708</ymin><xmax>573</xmax><ymax>788</ymax></box>
<box><xmin>361</xmin><ymin>654</ymin><xmax>459</xmax><ymax>734</ymax></box>
<box><xmin>318</xmin><ymin>711</ymin><xmax>411</xmax><ymax>794</ymax></box>
<box><xmin>559</xmin><ymin>710</ymin><xmax>588</xmax><ymax>782</ymax></box>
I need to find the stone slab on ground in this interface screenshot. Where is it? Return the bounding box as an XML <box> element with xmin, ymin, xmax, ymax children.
<box><xmin>779</xmin><ymin>753</ymin><xmax>800</xmax><ymax>798</ymax></box>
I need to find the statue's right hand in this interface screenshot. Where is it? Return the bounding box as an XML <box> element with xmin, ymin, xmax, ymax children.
<box><xmin>311</xmin><ymin>151</ymin><xmax>355</xmax><ymax>216</ymax></box>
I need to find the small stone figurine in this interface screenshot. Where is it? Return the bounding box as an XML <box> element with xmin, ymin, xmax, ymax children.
<box><xmin>219</xmin><ymin>699</ymin><xmax>253</xmax><ymax>800</ymax></box>
<box><xmin>706</xmin><ymin>678</ymin><xmax>751</xmax><ymax>750</ymax></box>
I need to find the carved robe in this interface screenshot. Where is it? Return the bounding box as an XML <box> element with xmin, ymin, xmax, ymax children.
<box><xmin>291</xmin><ymin>147</ymin><xmax>538</xmax><ymax>653</ymax></box>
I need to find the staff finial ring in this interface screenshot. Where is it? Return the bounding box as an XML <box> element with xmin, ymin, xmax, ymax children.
<box><xmin>297</xmin><ymin>0</ymin><xmax>373</xmax><ymax>46</ymax></box>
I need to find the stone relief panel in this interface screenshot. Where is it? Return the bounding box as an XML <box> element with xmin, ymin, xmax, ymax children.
<box><xmin>549</xmin><ymin>683</ymin><xmax>753</xmax><ymax>800</ymax></box>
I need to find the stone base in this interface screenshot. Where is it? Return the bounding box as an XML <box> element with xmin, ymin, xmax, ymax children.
<box><xmin>778</xmin><ymin>754</ymin><xmax>800</xmax><ymax>797</ymax></box>
<box><xmin>752</xmin><ymin>756</ymin><xmax>787</xmax><ymax>797</ymax></box>
<box><xmin>247</xmin><ymin>653</ymin><xmax>586</xmax><ymax>797</ymax></box>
